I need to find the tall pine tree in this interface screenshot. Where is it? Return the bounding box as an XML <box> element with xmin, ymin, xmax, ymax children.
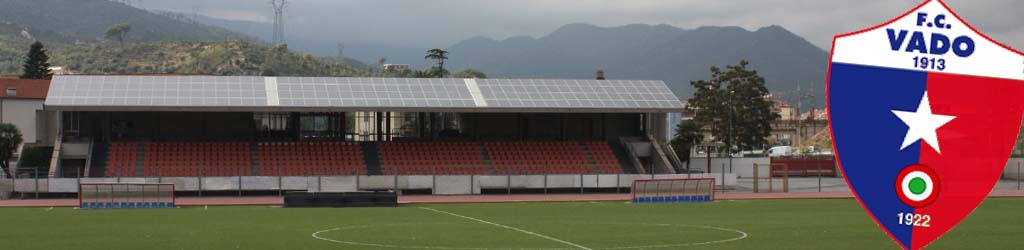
<box><xmin>687</xmin><ymin>60</ymin><xmax>779</xmax><ymax>152</ymax></box>
<box><xmin>20</xmin><ymin>41</ymin><xmax>53</xmax><ymax>80</ymax></box>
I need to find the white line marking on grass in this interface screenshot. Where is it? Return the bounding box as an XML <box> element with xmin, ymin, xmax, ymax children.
<box><xmin>44</xmin><ymin>207</ymin><xmax>53</xmax><ymax>211</ymax></box>
<box><xmin>419</xmin><ymin>207</ymin><xmax>592</xmax><ymax>250</ymax></box>
<box><xmin>311</xmin><ymin>222</ymin><xmax>746</xmax><ymax>249</ymax></box>
<box><xmin>599</xmin><ymin>224</ymin><xmax>748</xmax><ymax>249</ymax></box>
<box><xmin>312</xmin><ymin>223</ymin><xmax>517</xmax><ymax>250</ymax></box>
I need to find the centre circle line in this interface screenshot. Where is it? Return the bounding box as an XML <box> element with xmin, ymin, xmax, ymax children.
<box><xmin>311</xmin><ymin>222</ymin><xmax>748</xmax><ymax>249</ymax></box>
<box><xmin>418</xmin><ymin>207</ymin><xmax>593</xmax><ymax>250</ymax></box>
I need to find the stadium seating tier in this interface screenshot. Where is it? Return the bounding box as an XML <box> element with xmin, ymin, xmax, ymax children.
<box><xmin>106</xmin><ymin>141</ymin><xmax>624</xmax><ymax>177</ymax></box>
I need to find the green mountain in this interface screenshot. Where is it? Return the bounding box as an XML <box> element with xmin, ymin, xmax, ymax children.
<box><xmin>2</xmin><ymin>39</ymin><xmax>382</xmax><ymax>77</ymax></box>
<box><xmin>0</xmin><ymin>0</ymin><xmax>251</xmax><ymax>43</ymax></box>
<box><xmin>446</xmin><ymin>23</ymin><xmax>829</xmax><ymax>105</ymax></box>
<box><xmin>0</xmin><ymin>21</ymin><xmax>81</xmax><ymax>74</ymax></box>
<box><xmin>0</xmin><ymin>0</ymin><xmax>382</xmax><ymax>77</ymax></box>
<box><xmin>50</xmin><ymin>42</ymin><xmax>378</xmax><ymax>77</ymax></box>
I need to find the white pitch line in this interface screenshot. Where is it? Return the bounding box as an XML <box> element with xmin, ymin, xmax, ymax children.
<box><xmin>45</xmin><ymin>207</ymin><xmax>53</xmax><ymax>211</ymax></box>
<box><xmin>419</xmin><ymin>207</ymin><xmax>592</xmax><ymax>250</ymax></box>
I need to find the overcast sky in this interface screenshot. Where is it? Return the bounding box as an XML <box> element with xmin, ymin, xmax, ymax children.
<box><xmin>140</xmin><ymin>0</ymin><xmax>1023</xmax><ymax>50</ymax></box>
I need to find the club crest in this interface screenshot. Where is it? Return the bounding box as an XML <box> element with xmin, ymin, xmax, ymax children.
<box><xmin>828</xmin><ymin>0</ymin><xmax>1024</xmax><ymax>249</ymax></box>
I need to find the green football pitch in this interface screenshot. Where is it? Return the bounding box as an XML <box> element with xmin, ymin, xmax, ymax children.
<box><xmin>3</xmin><ymin>198</ymin><xmax>1021</xmax><ymax>250</ymax></box>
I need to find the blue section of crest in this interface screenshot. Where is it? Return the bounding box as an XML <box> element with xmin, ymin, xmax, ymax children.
<box><xmin>829</xmin><ymin>62</ymin><xmax>924</xmax><ymax>248</ymax></box>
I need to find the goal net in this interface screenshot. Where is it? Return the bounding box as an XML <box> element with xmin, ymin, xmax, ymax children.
<box><xmin>631</xmin><ymin>178</ymin><xmax>715</xmax><ymax>203</ymax></box>
<box><xmin>79</xmin><ymin>183</ymin><xmax>175</xmax><ymax>209</ymax></box>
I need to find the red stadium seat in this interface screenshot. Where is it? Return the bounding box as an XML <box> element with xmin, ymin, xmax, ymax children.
<box><xmin>483</xmin><ymin>141</ymin><xmax>623</xmax><ymax>175</ymax></box>
<box><xmin>108</xmin><ymin>142</ymin><xmax>255</xmax><ymax>177</ymax></box>
<box><xmin>378</xmin><ymin>142</ymin><xmax>488</xmax><ymax>175</ymax></box>
<box><xmin>255</xmin><ymin>142</ymin><xmax>366</xmax><ymax>176</ymax></box>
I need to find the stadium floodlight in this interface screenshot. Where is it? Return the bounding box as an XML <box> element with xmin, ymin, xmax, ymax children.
<box><xmin>79</xmin><ymin>183</ymin><xmax>175</xmax><ymax>209</ymax></box>
<box><xmin>631</xmin><ymin>178</ymin><xmax>715</xmax><ymax>203</ymax></box>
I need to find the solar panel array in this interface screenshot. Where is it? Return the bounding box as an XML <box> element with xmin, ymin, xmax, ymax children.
<box><xmin>275</xmin><ymin>77</ymin><xmax>475</xmax><ymax>108</ymax></box>
<box><xmin>45</xmin><ymin>76</ymin><xmax>267</xmax><ymax>107</ymax></box>
<box><xmin>475</xmin><ymin>79</ymin><xmax>682</xmax><ymax>109</ymax></box>
<box><xmin>46</xmin><ymin>76</ymin><xmax>683</xmax><ymax>111</ymax></box>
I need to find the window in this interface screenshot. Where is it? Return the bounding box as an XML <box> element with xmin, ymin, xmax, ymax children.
<box><xmin>253</xmin><ymin>112</ymin><xmax>291</xmax><ymax>139</ymax></box>
<box><xmin>298</xmin><ymin>113</ymin><xmax>346</xmax><ymax>140</ymax></box>
<box><xmin>6</xmin><ymin>88</ymin><xmax>15</xmax><ymax>97</ymax></box>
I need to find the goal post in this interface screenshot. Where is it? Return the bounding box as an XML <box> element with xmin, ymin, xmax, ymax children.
<box><xmin>631</xmin><ymin>178</ymin><xmax>715</xmax><ymax>203</ymax></box>
<box><xmin>79</xmin><ymin>183</ymin><xmax>175</xmax><ymax>209</ymax></box>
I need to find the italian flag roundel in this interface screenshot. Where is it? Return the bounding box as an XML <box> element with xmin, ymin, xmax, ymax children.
<box><xmin>895</xmin><ymin>164</ymin><xmax>940</xmax><ymax>208</ymax></box>
<box><xmin>828</xmin><ymin>0</ymin><xmax>1024</xmax><ymax>249</ymax></box>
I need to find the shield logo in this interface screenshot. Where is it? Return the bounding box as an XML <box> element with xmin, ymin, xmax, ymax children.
<box><xmin>828</xmin><ymin>0</ymin><xmax>1024</xmax><ymax>249</ymax></box>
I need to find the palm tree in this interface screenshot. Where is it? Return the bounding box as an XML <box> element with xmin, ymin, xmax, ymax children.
<box><xmin>425</xmin><ymin>48</ymin><xmax>449</xmax><ymax>78</ymax></box>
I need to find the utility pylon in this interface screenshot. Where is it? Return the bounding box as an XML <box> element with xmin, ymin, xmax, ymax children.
<box><xmin>270</xmin><ymin>0</ymin><xmax>288</xmax><ymax>45</ymax></box>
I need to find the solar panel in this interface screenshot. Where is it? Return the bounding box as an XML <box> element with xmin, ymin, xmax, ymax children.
<box><xmin>45</xmin><ymin>76</ymin><xmax>683</xmax><ymax>111</ymax></box>
<box><xmin>475</xmin><ymin>79</ymin><xmax>682</xmax><ymax>110</ymax></box>
<box><xmin>274</xmin><ymin>77</ymin><xmax>475</xmax><ymax>108</ymax></box>
<box><xmin>45</xmin><ymin>75</ymin><xmax>267</xmax><ymax>107</ymax></box>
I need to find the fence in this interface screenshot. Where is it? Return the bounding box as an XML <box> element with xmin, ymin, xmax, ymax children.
<box><xmin>6</xmin><ymin>158</ymin><xmax>1024</xmax><ymax>199</ymax></box>
<box><xmin>1</xmin><ymin>168</ymin><xmax>51</xmax><ymax>199</ymax></box>
<box><xmin>1</xmin><ymin>173</ymin><xmax>739</xmax><ymax>198</ymax></box>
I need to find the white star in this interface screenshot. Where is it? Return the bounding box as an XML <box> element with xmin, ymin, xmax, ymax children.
<box><xmin>891</xmin><ymin>91</ymin><xmax>956</xmax><ymax>154</ymax></box>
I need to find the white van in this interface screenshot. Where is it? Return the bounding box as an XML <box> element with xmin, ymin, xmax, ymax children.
<box><xmin>768</xmin><ymin>146</ymin><xmax>794</xmax><ymax>157</ymax></box>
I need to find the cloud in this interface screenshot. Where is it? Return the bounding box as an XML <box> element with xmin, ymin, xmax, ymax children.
<box><xmin>143</xmin><ymin>0</ymin><xmax>1023</xmax><ymax>50</ymax></box>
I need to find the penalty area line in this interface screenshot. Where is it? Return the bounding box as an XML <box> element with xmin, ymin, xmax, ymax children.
<box><xmin>418</xmin><ymin>207</ymin><xmax>592</xmax><ymax>250</ymax></box>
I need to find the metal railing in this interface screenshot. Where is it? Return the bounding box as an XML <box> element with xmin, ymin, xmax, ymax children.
<box><xmin>47</xmin><ymin>133</ymin><xmax>63</xmax><ymax>178</ymax></box>
<box><xmin>645</xmin><ymin>134</ymin><xmax>676</xmax><ymax>174</ymax></box>
<box><xmin>661</xmin><ymin>142</ymin><xmax>687</xmax><ymax>173</ymax></box>
<box><xmin>1</xmin><ymin>168</ymin><xmax>54</xmax><ymax>199</ymax></box>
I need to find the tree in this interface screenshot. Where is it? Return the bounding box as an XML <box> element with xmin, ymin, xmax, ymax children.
<box><xmin>410</xmin><ymin>70</ymin><xmax>435</xmax><ymax>78</ymax></box>
<box><xmin>0</xmin><ymin>123</ymin><xmax>23</xmax><ymax>178</ymax></box>
<box><xmin>669</xmin><ymin>119</ymin><xmax>703</xmax><ymax>170</ymax></box>
<box><xmin>687</xmin><ymin>60</ymin><xmax>778</xmax><ymax>152</ymax></box>
<box><xmin>428</xmin><ymin>67</ymin><xmax>449</xmax><ymax>78</ymax></box>
<box><xmin>451</xmin><ymin>68</ymin><xmax>487</xmax><ymax>79</ymax></box>
<box><xmin>18</xmin><ymin>146</ymin><xmax>52</xmax><ymax>177</ymax></box>
<box><xmin>20</xmin><ymin>41</ymin><xmax>53</xmax><ymax>80</ymax></box>
<box><xmin>104</xmin><ymin>23</ymin><xmax>132</xmax><ymax>45</ymax></box>
<box><xmin>424</xmin><ymin>48</ymin><xmax>449</xmax><ymax>78</ymax></box>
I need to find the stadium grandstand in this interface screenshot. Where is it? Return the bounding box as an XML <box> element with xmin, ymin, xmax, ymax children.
<box><xmin>34</xmin><ymin>75</ymin><xmax>698</xmax><ymax>194</ymax></box>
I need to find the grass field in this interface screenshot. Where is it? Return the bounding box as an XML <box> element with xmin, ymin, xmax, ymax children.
<box><xmin>2</xmin><ymin>198</ymin><xmax>1022</xmax><ymax>249</ymax></box>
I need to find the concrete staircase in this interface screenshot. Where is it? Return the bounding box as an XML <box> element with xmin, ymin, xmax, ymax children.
<box><xmin>88</xmin><ymin>142</ymin><xmax>109</xmax><ymax>177</ymax></box>
<box><xmin>361</xmin><ymin>142</ymin><xmax>382</xmax><ymax>175</ymax></box>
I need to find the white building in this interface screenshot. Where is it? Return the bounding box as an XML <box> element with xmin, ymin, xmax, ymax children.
<box><xmin>382</xmin><ymin>64</ymin><xmax>410</xmax><ymax>72</ymax></box>
<box><xmin>0</xmin><ymin>78</ymin><xmax>58</xmax><ymax>177</ymax></box>
<box><xmin>0</xmin><ymin>78</ymin><xmax>56</xmax><ymax>146</ymax></box>
<box><xmin>47</xmin><ymin>66</ymin><xmax>77</xmax><ymax>76</ymax></box>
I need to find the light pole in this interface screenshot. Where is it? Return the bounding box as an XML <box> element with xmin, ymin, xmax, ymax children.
<box><xmin>728</xmin><ymin>90</ymin><xmax>735</xmax><ymax>176</ymax></box>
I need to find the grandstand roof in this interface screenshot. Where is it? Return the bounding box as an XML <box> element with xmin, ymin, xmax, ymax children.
<box><xmin>44</xmin><ymin>75</ymin><xmax>684</xmax><ymax>113</ymax></box>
